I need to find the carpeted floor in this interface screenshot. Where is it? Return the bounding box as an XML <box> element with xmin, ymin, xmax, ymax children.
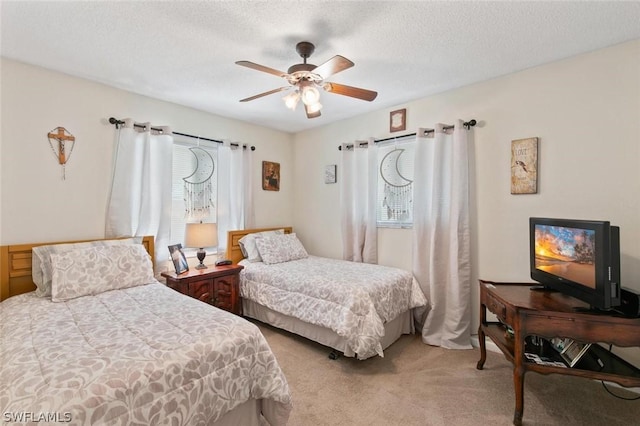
<box><xmin>253</xmin><ymin>320</ymin><xmax>640</xmax><ymax>426</ymax></box>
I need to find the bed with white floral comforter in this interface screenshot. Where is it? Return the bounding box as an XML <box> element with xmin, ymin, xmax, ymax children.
<box><xmin>0</xmin><ymin>283</ymin><xmax>292</xmax><ymax>425</ymax></box>
<box><xmin>240</xmin><ymin>255</ymin><xmax>427</xmax><ymax>359</ymax></box>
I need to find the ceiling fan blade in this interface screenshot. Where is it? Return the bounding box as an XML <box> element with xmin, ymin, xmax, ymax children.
<box><xmin>323</xmin><ymin>82</ymin><xmax>378</xmax><ymax>101</ymax></box>
<box><xmin>235</xmin><ymin>61</ymin><xmax>289</xmax><ymax>78</ymax></box>
<box><xmin>305</xmin><ymin>104</ymin><xmax>321</xmax><ymax>119</ymax></box>
<box><xmin>239</xmin><ymin>87</ymin><xmax>290</xmax><ymax>102</ymax></box>
<box><xmin>312</xmin><ymin>55</ymin><xmax>354</xmax><ymax>80</ymax></box>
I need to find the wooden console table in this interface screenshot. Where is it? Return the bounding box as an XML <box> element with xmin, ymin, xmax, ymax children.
<box><xmin>477</xmin><ymin>280</ymin><xmax>640</xmax><ymax>425</ymax></box>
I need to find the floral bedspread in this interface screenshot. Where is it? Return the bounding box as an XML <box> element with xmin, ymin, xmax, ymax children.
<box><xmin>0</xmin><ymin>283</ymin><xmax>292</xmax><ymax>425</ymax></box>
<box><xmin>240</xmin><ymin>256</ymin><xmax>427</xmax><ymax>359</ymax></box>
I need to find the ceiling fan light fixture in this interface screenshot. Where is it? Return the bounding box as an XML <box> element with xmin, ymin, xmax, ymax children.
<box><xmin>306</xmin><ymin>101</ymin><xmax>322</xmax><ymax>114</ymax></box>
<box><xmin>301</xmin><ymin>85</ymin><xmax>320</xmax><ymax>106</ymax></box>
<box><xmin>283</xmin><ymin>91</ymin><xmax>300</xmax><ymax>110</ymax></box>
<box><xmin>236</xmin><ymin>41</ymin><xmax>377</xmax><ymax>120</ymax></box>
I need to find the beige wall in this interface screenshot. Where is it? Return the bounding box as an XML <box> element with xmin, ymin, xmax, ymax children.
<box><xmin>292</xmin><ymin>40</ymin><xmax>640</xmax><ymax>359</ymax></box>
<box><xmin>2</xmin><ymin>40</ymin><xmax>639</xmax><ymax>361</ymax></box>
<box><xmin>0</xmin><ymin>58</ymin><xmax>294</xmax><ymax>245</ymax></box>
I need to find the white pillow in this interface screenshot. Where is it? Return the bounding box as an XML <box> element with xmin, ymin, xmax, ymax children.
<box><xmin>50</xmin><ymin>244</ymin><xmax>155</xmax><ymax>302</ymax></box>
<box><xmin>32</xmin><ymin>237</ymin><xmax>142</xmax><ymax>298</ymax></box>
<box><xmin>255</xmin><ymin>233</ymin><xmax>308</xmax><ymax>265</ymax></box>
<box><xmin>238</xmin><ymin>229</ymin><xmax>284</xmax><ymax>262</ymax></box>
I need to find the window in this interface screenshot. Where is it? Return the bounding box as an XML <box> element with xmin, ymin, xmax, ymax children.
<box><xmin>376</xmin><ymin>138</ymin><xmax>415</xmax><ymax>228</ymax></box>
<box><xmin>170</xmin><ymin>140</ymin><xmax>218</xmax><ymax>251</ymax></box>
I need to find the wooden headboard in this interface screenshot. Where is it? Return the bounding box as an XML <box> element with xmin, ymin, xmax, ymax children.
<box><xmin>0</xmin><ymin>236</ymin><xmax>155</xmax><ymax>302</ymax></box>
<box><xmin>226</xmin><ymin>227</ymin><xmax>293</xmax><ymax>265</ymax></box>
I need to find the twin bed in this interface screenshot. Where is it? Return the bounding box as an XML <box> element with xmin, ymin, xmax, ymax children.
<box><xmin>0</xmin><ymin>236</ymin><xmax>291</xmax><ymax>426</ymax></box>
<box><xmin>226</xmin><ymin>227</ymin><xmax>427</xmax><ymax>360</ymax></box>
<box><xmin>0</xmin><ymin>227</ymin><xmax>426</xmax><ymax>424</ymax></box>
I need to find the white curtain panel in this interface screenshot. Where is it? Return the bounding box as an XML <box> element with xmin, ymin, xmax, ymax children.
<box><xmin>412</xmin><ymin>121</ymin><xmax>472</xmax><ymax>349</ymax></box>
<box><xmin>242</xmin><ymin>146</ymin><xmax>255</xmax><ymax>229</ymax></box>
<box><xmin>105</xmin><ymin>119</ymin><xmax>173</xmax><ymax>265</ymax></box>
<box><xmin>340</xmin><ymin>140</ymin><xmax>378</xmax><ymax>263</ymax></box>
<box><xmin>217</xmin><ymin>143</ymin><xmax>254</xmax><ymax>253</ymax></box>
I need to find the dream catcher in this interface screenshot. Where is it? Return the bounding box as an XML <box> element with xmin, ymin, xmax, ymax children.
<box><xmin>47</xmin><ymin>127</ymin><xmax>75</xmax><ymax>180</ymax></box>
<box><xmin>379</xmin><ymin>148</ymin><xmax>413</xmax><ymax>221</ymax></box>
<box><xmin>183</xmin><ymin>147</ymin><xmax>215</xmax><ymax>220</ymax></box>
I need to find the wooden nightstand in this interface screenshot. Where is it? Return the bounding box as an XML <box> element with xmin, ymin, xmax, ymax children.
<box><xmin>161</xmin><ymin>264</ymin><xmax>244</xmax><ymax>315</ymax></box>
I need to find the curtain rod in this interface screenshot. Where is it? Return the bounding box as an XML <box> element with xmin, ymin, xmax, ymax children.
<box><xmin>108</xmin><ymin>117</ymin><xmax>256</xmax><ymax>151</ymax></box>
<box><xmin>338</xmin><ymin>119</ymin><xmax>477</xmax><ymax>150</ymax></box>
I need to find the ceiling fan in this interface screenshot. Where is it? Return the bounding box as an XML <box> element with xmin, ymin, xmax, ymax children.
<box><xmin>236</xmin><ymin>41</ymin><xmax>378</xmax><ymax>119</ymax></box>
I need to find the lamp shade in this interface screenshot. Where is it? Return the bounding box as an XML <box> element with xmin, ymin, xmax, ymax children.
<box><xmin>184</xmin><ymin>222</ymin><xmax>218</xmax><ymax>248</ymax></box>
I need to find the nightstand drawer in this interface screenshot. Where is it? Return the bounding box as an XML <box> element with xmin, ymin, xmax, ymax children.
<box><xmin>161</xmin><ymin>264</ymin><xmax>244</xmax><ymax>315</ymax></box>
<box><xmin>214</xmin><ymin>292</ymin><xmax>232</xmax><ymax>311</ymax></box>
<box><xmin>189</xmin><ymin>279</ymin><xmax>213</xmax><ymax>303</ymax></box>
<box><xmin>214</xmin><ymin>275</ymin><xmax>238</xmax><ymax>287</ymax></box>
<box><xmin>213</xmin><ymin>276</ymin><xmax>237</xmax><ymax>312</ymax></box>
<box><xmin>216</xmin><ymin>287</ymin><xmax>230</xmax><ymax>297</ymax></box>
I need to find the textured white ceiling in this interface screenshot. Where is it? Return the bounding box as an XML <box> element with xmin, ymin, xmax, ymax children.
<box><xmin>2</xmin><ymin>1</ymin><xmax>639</xmax><ymax>134</ymax></box>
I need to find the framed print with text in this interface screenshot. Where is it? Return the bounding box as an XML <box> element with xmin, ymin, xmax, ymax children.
<box><xmin>511</xmin><ymin>137</ymin><xmax>538</xmax><ymax>194</ymax></box>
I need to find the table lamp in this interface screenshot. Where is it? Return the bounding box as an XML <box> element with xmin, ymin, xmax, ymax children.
<box><xmin>184</xmin><ymin>222</ymin><xmax>218</xmax><ymax>269</ymax></box>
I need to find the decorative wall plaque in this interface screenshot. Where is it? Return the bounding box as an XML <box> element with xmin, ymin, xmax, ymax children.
<box><xmin>324</xmin><ymin>164</ymin><xmax>337</xmax><ymax>184</ymax></box>
<box><xmin>390</xmin><ymin>108</ymin><xmax>406</xmax><ymax>133</ymax></box>
<box><xmin>511</xmin><ymin>137</ymin><xmax>538</xmax><ymax>194</ymax></box>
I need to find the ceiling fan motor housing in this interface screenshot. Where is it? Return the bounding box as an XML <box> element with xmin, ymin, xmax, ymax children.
<box><xmin>287</xmin><ymin>63</ymin><xmax>316</xmax><ymax>74</ymax></box>
<box><xmin>296</xmin><ymin>41</ymin><xmax>315</xmax><ymax>60</ymax></box>
<box><xmin>288</xmin><ymin>41</ymin><xmax>318</xmax><ymax>75</ymax></box>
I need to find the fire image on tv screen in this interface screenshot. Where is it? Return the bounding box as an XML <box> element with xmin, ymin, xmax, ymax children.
<box><xmin>534</xmin><ymin>225</ymin><xmax>596</xmax><ymax>289</ymax></box>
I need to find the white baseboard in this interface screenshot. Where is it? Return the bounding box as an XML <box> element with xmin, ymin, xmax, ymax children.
<box><xmin>469</xmin><ymin>335</ymin><xmax>640</xmax><ymax>395</ymax></box>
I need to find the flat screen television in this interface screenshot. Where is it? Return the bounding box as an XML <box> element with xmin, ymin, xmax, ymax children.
<box><xmin>529</xmin><ymin>217</ymin><xmax>621</xmax><ymax>311</ymax></box>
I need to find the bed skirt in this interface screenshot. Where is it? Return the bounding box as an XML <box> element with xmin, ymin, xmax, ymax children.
<box><xmin>214</xmin><ymin>399</ymin><xmax>259</xmax><ymax>426</ymax></box>
<box><xmin>243</xmin><ymin>299</ymin><xmax>414</xmax><ymax>359</ymax></box>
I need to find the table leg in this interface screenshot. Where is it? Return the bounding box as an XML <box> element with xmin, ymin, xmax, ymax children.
<box><xmin>476</xmin><ymin>325</ymin><xmax>487</xmax><ymax>370</ymax></box>
<box><xmin>512</xmin><ymin>341</ymin><xmax>525</xmax><ymax>426</ymax></box>
<box><xmin>513</xmin><ymin>366</ymin><xmax>524</xmax><ymax>425</ymax></box>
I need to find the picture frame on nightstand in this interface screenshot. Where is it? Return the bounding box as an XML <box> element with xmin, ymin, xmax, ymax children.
<box><xmin>168</xmin><ymin>243</ymin><xmax>189</xmax><ymax>274</ymax></box>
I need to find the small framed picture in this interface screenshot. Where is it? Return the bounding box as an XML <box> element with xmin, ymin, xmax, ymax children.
<box><xmin>390</xmin><ymin>108</ymin><xmax>406</xmax><ymax>133</ymax></box>
<box><xmin>262</xmin><ymin>161</ymin><xmax>280</xmax><ymax>191</ymax></box>
<box><xmin>324</xmin><ymin>164</ymin><xmax>337</xmax><ymax>184</ymax></box>
<box><xmin>168</xmin><ymin>243</ymin><xmax>189</xmax><ymax>274</ymax></box>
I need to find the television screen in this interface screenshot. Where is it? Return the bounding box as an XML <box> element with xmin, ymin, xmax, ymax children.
<box><xmin>534</xmin><ymin>225</ymin><xmax>596</xmax><ymax>289</ymax></box>
<box><xmin>529</xmin><ymin>217</ymin><xmax>621</xmax><ymax>310</ymax></box>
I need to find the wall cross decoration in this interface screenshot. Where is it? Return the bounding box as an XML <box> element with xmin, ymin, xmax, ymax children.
<box><xmin>47</xmin><ymin>127</ymin><xmax>76</xmax><ymax>180</ymax></box>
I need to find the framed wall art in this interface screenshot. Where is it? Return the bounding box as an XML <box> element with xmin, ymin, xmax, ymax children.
<box><xmin>390</xmin><ymin>108</ymin><xmax>406</xmax><ymax>133</ymax></box>
<box><xmin>262</xmin><ymin>161</ymin><xmax>280</xmax><ymax>191</ymax></box>
<box><xmin>324</xmin><ymin>164</ymin><xmax>337</xmax><ymax>184</ymax></box>
<box><xmin>511</xmin><ymin>137</ymin><xmax>538</xmax><ymax>194</ymax></box>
